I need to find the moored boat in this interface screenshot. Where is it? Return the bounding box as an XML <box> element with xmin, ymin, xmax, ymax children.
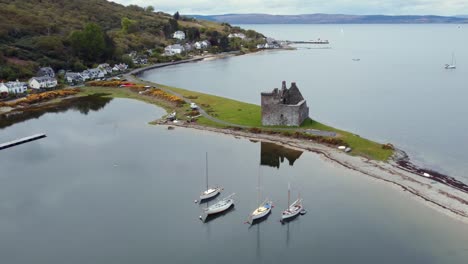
<box><xmin>199</xmin><ymin>153</ymin><xmax>222</xmax><ymax>201</ymax></box>
<box><xmin>250</xmin><ymin>199</ymin><xmax>273</xmax><ymax>222</ymax></box>
<box><xmin>204</xmin><ymin>193</ymin><xmax>235</xmax><ymax>215</ymax></box>
<box><xmin>281</xmin><ymin>183</ymin><xmax>304</xmax><ymax>221</ymax></box>
<box><xmin>281</xmin><ymin>198</ymin><xmax>303</xmax><ymax>220</ymax></box>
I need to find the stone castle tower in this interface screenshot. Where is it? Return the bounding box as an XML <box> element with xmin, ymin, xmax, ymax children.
<box><xmin>261</xmin><ymin>81</ymin><xmax>309</xmax><ymax>126</ymax></box>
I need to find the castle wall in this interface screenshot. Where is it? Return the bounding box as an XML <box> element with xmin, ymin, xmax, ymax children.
<box><xmin>262</xmin><ymin>99</ymin><xmax>309</xmax><ymax>126</ymax></box>
<box><xmin>261</xmin><ymin>82</ymin><xmax>309</xmax><ymax>127</ymax></box>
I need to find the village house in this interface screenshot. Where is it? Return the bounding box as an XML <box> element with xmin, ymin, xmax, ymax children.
<box><xmin>173</xmin><ymin>30</ymin><xmax>186</xmax><ymax>40</ymax></box>
<box><xmin>111</xmin><ymin>63</ymin><xmax>128</xmax><ymax>72</ymax></box>
<box><xmin>28</xmin><ymin>76</ymin><xmax>58</xmax><ymax>90</ymax></box>
<box><xmin>36</xmin><ymin>67</ymin><xmax>55</xmax><ymax>78</ymax></box>
<box><xmin>98</xmin><ymin>64</ymin><xmax>113</xmax><ymax>74</ymax></box>
<box><xmin>261</xmin><ymin>81</ymin><xmax>309</xmax><ymax>126</ymax></box>
<box><xmin>65</xmin><ymin>72</ymin><xmax>84</xmax><ymax>85</ymax></box>
<box><xmin>228</xmin><ymin>33</ymin><xmax>246</xmax><ymax>39</ymax></box>
<box><xmin>164</xmin><ymin>44</ymin><xmax>185</xmax><ymax>55</ymax></box>
<box><xmin>132</xmin><ymin>57</ymin><xmax>148</xmax><ymax>65</ymax></box>
<box><xmin>0</xmin><ymin>80</ymin><xmax>27</xmax><ymax>96</ymax></box>
<box><xmin>0</xmin><ymin>83</ymin><xmax>8</xmax><ymax>97</ymax></box>
<box><xmin>5</xmin><ymin>80</ymin><xmax>28</xmax><ymax>94</ymax></box>
<box><xmin>194</xmin><ymin>40</ymin><xmax>211</xmax><ymax>50</ymax></box>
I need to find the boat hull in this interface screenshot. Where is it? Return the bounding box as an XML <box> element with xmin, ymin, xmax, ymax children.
<box><xmin>281</xmin><ymin>199</ymin><xmax>303</xmax><ymax>220</ymax></box>
<box><xmin>251</xmin><ymin>208</ymin><xmax>271</xmax><ymax>220</ymax></box>
<box><xmin>205</xmin><ymin>199</ymin><xmax>234</xmax><ymax>215</ymax></box>
<box><xmin>200</xmin><ymin>188</ymin><xmax>221</xmax><ymax>200</ymax></box>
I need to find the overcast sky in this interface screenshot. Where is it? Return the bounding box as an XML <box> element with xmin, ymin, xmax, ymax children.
<box><xmin>110</xmin><ymin>0</ymin><xmax>468</xmax><ymax>16</ymax></box>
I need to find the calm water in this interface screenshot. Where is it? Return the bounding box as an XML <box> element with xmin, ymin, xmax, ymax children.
<box><xmin>140</xmin><ymin>24</ymin><xmax>468</xmax><ymax>182</ymax></box>
<box><xmin>1</xmin><ymin>97</ymin><xmax>468</xmax><ymax>263</ymax></box>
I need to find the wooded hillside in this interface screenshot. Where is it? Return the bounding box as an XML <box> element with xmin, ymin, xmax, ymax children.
<box><xmin>0</xmin><ymin>0</ymin><xmax>262</xmax><ymax>80</ymax></box>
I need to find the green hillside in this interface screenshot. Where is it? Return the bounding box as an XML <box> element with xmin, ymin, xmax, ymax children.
<box><xmin>0</xmin><ymin>0</ymin><xmax>264</xmax><ymax>80</ymax></box>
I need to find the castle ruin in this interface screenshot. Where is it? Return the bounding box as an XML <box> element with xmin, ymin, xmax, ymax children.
<box><xmin>261</xmin><ymin>81</ymin><xmax>309</xmax><ymax>126</ymax></box>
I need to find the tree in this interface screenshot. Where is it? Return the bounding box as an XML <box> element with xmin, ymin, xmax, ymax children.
<box><xmin>146</xmin><ymin>6</ymin><xmax>154</xmax><ymax>12</ymax></box>
<box><xmin>69</xmin><ymin>23</ymin><xmax>107</xmax><ymax>63</ymax></box>
<box><xmin>173</xmin><ymin>11</ymin><xmax>180</xmax><ymax>20</ymax></box>
<box><xmin>219</xmin><ymin>36</ymin><xmax>230</xmax><ymax>51</ymax></box>
<box><xmin>121</xmin><ymin>17</ymin><xmax>139</xmax><ymax>34</ymax></box>
<box><xmin>186</xmin><ymin>27</ymin><xmax>200</xmax><ymax>41</ymax></box>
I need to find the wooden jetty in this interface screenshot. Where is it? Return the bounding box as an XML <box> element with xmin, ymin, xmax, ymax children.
<box><xmin>0</xmin><ymin>134</ymin><xmax>46</xmax><ymax>150</ymax></box>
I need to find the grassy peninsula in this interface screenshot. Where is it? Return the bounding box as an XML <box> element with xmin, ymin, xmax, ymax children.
<box><xmin>79</xmin><ymin>81</ymin><xmax>393</xmax><ymax>161</ymax></box>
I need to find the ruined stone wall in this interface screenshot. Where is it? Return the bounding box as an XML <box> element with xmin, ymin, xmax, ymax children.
<box><xmin>261</xmin><ymin>98</ymin><xmax>309</xmax><ymax>126</ymax></box>
<box><xmin>261</xmin><ymin>82</ymin><xmax>309</xmax><ymax>126</ymax></box>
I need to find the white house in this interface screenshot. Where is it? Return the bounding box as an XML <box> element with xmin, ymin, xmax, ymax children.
<box><xmin>28</xmin><ymin>77</ymin><xmax>58</xmax><ymax>90</ymax></box>
<box><xmin>0</xmin><ymin>82</ymin><xmax>9</xmax><ymax>96</ymax></box>
<box><xmin>98</xmin><ymin>63</ymin><xmax>112</xmax><ymax>74</ymax></box>
<box><xmin>65</xmin><ymin>72</ymin><xmax>84</xmax><ymax>84</ymax></box>
<box><xmin>164</xmin><ymin>44</ymin><xmax>185</xmax><ymax>55</ymax></box>
<box><xmin>228</xmin><ymin>33</ymin><xmax>246</xmax><ymax>39</ymax></box>
<box><xmin>7</xmin><ymin>80</ymin><xmax>28</xmax><ymax>94</ymax></box>
<box><xmin>194</xmin><ymin>40</ymin><xmax>211</xmax><ymax>50</ymax></box>
<box><xmin>173</xmin><ymin>30</ymin><xmax>186</xmax><ymax>40</ymax></box>
<box><xmin>0</xmin><ymin>80</ymin><xmax>28</xmax><ymax>94</ymax></box>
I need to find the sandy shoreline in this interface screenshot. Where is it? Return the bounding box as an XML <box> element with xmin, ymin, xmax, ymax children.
<box><xmin>163</xmin><ymin>122</ymin><xmax>468</xmax><ymax>223</ymax></box>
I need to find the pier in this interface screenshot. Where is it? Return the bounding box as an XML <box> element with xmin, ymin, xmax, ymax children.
<box><xmin>285</xmin><ymin>40</ymin><xmax>330</xmax><ymax>44</ymax></box>
<box><xmin>0</xmin><ymin>134</ymin><xmax>46</xmax><ymax>150</ymax></box>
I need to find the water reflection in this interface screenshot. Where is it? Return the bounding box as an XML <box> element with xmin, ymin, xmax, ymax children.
<box><xmin>0</xmin><ymin>94</ymin><xmax>112</xmax><ymax>130</ymax></box>
<box><xmin>260</xmin><ymin>142</ymin><xmax>303</xmax><ymax>168</ymax></box>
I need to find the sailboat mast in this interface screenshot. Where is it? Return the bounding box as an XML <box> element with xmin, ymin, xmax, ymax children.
<box><xmin>288</xmin><ymin>182</ymin><xmax>291</xmax><ymax>207</ymax></box>
<box><xmin>257</xmin><ymin>166</ymin><xmax>261</xmax><ymax>206</ymax></box>
<box><xmin>205</xmin><ymin>152</ymin><xmax>208</xmax><ymax>189</ymax></box>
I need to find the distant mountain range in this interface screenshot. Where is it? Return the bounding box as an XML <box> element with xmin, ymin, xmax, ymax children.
<box><xmin>190</xmin><ymin>14</ymin><xmax>468</xmax><ymax>24</ymax></box>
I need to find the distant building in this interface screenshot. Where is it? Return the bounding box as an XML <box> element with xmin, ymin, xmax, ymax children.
<box><xmin>0</xmin><ymin>80</ymin><xmax>28</xmax><ymax>95</ymax></box>
<box><xmin>228</xmin><ymin>33</ymin><xmax>246</xmax><ymax>39</ymax></box>
<box><xmin>0</xmin><ymin>83</ymin><xmax>8</xmax><ymax>96</ymax></box>
<box><xmin>173</xmin><ymin>30</ymin><xmax>186</xmax><ymax>40</ymax></box>
<box><xmin>194</xmin><ymin>40</ymin><xmax>211</xmax><ymax>50</ymax></box>
<box><xmin>261</xmin><ymin>81</ymin><xmax>309</xmax><ymax>126</ymax></box>
<box><xmin>164</xmin><ymin>44</ymin><xmax>185</xmax><ymax>55</ymax></box>
<box><xmin>28</xmin><ymin>76</ymin><xmax>58</xmax><ymax>90</ymax></box>
<box><xmin>65</xmin><ymin>72</ymin><xmax>84</xmax><ymax>84</ymax></box>
<box><xmin>36</xmin><ymin>67</ymin><xmax>55</xmax><ymax>78</ymax></box>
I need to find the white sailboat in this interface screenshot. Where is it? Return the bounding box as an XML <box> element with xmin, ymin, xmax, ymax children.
<box><xmin>248</xmin><ymin>168</ymin><xmax>272</xmax><ymax>224</ymax></box>
<box><xmin>281</xmin><ymin>183</ymin><xmax>303</xmax><ymax>221</ymax></box>
<box><xmin>445</xmin><ymin>52</ymin><xmax>456</xmax><ymax>69</ymax></box>
<box><xmin>200</xmin><ymin>152</ymin><xmax>222</xmax><ymax>200</ymax></box>
<box><xmin>203</xmin><ymin>193</ymin><xmax>235</xmax><ymax>215</ymax></box>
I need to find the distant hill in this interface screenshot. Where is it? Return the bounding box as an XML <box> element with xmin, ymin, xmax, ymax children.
<box><xmin>0</xmin><ymin>0</ymin><xmax>257</xmax><ymax>80</ymax></box>
<box><xmin>190</xmin><ymin>13</ymin><xmax>468</xmax><ymax>24</ymax></box>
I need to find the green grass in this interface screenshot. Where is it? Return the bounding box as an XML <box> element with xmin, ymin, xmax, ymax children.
<box><xmin>160</xmin><ymin>85</ymin><xmax>262</xmax><ymax>126</ymax></box>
